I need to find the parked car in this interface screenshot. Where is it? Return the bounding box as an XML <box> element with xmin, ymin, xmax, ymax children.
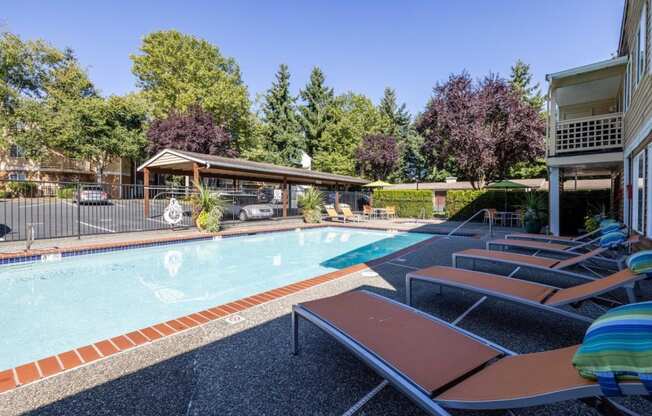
<box><xmin>74</xmin><ymin>185</ymin><xmax>109</xmax><ymax>204</ymax></box>
<box><xmin>217</xmin><ymin>191</ymin><xmax>275</xmax><ymax>221</ymax></box>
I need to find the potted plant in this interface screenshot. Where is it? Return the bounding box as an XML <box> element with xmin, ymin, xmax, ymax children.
<box><xmin>298</xmin><ymin>187</ymin><xmax>324</xmax><ymax>223</ymax></box>
<box><xmin>190</xmin><ymin>181</ymin><xmax>225</xmax><ymax>232</ymax></box>
<box><xmin>519</xmin><ymin>191</ymin><xmax>546</xmax><ymax>233</ymax></box>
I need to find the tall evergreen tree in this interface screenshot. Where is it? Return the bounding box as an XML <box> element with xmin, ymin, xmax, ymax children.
<box><xmin>378</xmin><ymin>87</ymin><xmax>410</xmax><ymax>137</ymax></box>
<box><xmin>509</xmin><ymin>60</ymin><xmax>544</xmax><ymax>111</ymax></box>
<box><xmin>260</xmin><ymin>64</ymin><xmax>304</xmax><ymax>166</ymax></box>
<box><xmin>299</xmin><ymin>67</ymin><xmax>334</xmax><ymax>157</ymax></box>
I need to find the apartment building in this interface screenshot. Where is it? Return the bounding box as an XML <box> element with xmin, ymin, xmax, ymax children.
<box><xmin>546</xmin><ymin>0</ymin><xmax>650</xmax><ymax>236</ymax></box>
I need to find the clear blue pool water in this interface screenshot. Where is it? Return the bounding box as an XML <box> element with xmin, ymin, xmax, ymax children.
<box><xmin>0</xmin><ymin>227</ymin><xmax>431</xmax><ymax>370</ymax></box>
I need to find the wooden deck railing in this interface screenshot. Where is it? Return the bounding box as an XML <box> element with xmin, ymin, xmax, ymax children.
<box><xmin>553</xmin><ymin>112</ymin><xmax>623</xmax><ymax>154</ymax></box>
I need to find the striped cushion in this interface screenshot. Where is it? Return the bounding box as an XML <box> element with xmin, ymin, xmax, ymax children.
<box><xmin>600</xmin><ymin>222</ymin><xmax>621</xmax><ymax>234</ymax></box>
<box><xmin>600</xmin><ymin>218</ymin><xmax>617</xmax><ymax>227</ymax></box>
<box><xmin>599</xmin><ymin>231</ymin><xmax>626</xmax><ymax>248</ymax></box>
<box><xmin>627</xmin><ymin>250</ymin><xmax>652</xmax><ymax>275</ymax></box>
<box><xmin>573</xmin><ymin>301</ymin><xmax>652</xmax><ymax>396</ymax></box>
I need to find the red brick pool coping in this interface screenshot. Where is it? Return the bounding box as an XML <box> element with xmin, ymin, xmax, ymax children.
<box><xmin>0</xmin><ymin>223</ymin><xmax>442</xmax><ymax>395</ymax></box>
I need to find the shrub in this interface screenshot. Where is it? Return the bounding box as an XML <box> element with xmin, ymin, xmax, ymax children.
<box><xmin>6</xmin><ymin>181</ymin><xmax>37</xmax><ymax>197</ymax></box>
<box><xmin>56</xmin><ymin>185</ymin><xmax>76</xmax><ymax>199</ymax></box>
<box><xmin>191</xmin><ymin>181</ymin><xmax>225</xmax><ymax>231</ymax></box>
<box><xmin>373</xmin><ymin>190</ymin><xmax>433</xmax><ymax>218</ymax></box>
<box><xmin>298</xmin><ymin>187</ymin><xmax>324</xmax><ymax>223</ymax></box>
<box><xmin>445</xmin><ymin>188</ymin><xmax>611</xmax><ymax>234</ymax></box>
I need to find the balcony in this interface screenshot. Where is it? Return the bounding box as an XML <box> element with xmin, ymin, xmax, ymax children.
<box><xmin>546</xmin><ymin>56</ymin><xmax>628</xmax><ymax>162</ymax></box>
<box><xmin>553</xmin><ymin>113</ymin><xmax>623</xmax><ymax>154</ymax></box>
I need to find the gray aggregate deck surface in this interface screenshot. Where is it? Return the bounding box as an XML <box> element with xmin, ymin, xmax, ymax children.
<box><xmin>3</xmin><ymin>231</ymin><xmax>651</xmax><ymax>416</ymax></box>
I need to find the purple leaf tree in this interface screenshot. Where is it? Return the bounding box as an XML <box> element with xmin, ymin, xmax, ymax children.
<box><xmin>416</xmin><ymin>72</ymin><xmax>544</xmax><ymax>188</ymax></box>
<box><xmin>356</xmin><ymin>134</ymin><xmax>399</xmax><ymax>180</ymax></box>
<box><xmin>147</xmin><ymin>105</ymin><xmax>238</xmax><ymax>157</ymax></box>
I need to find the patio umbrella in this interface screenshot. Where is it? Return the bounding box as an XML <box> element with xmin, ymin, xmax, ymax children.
<box><xmin>486</xmin><ymin>180</ymin><xmax>529</xmax><ymax>212</ymax></box>
<box><xmin>362</xmin><ymin>180</ymin><xmax>392</xmax><ymax>188</ymax></box>
<box><xmin>362</xmin><ymin>181</ymin><xmax>392</xmax><ymax>207</ymax></box>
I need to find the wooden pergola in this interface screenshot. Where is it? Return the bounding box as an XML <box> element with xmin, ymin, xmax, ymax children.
<box><xmin>137</xmin><ymin>149</ymin><xmax>367</xmax><ymax>217</ymax></box>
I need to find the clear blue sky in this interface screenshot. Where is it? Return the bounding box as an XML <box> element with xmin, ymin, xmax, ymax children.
<box><xmin>2</xmin><ymin>0</ymin><xmax>623</xmax><ymax>115</ymax></box>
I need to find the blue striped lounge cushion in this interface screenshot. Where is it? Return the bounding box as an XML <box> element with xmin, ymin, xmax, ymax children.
<box><xmin>572</xmin><ymin>301</ymin><xmax>652</xmax><ymax>396</ymax></box>
<box><xmin>627</xmin><ymin>250</ymin><xmax>652</xmax><ymax>275</ymax></box>
<box><xmin>599</xmin><ymin>231</ymin><xmax>626</xmax><ymax>248</ymax></box>
<box><xmin>600</xmin><ymin>221</ymin><xmax>621</xmax><ymax>234</ymax></box>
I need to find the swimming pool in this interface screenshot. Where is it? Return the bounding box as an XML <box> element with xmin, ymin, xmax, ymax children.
<box><xmin>0</xmin><ymin>227</ymin><xmax>431</xmax><ymax>370</ymax></box>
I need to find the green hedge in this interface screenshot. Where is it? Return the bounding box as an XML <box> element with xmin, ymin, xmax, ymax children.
<box><xmin>56</xmin><ymin>186</ymin><xmax>76</xmax><ymax>199</ymax></box>
<box><xmin>445</xmin><ymin>189</ymin><xmax>611</xmax><ymax>234</ymax></box>
<box><xmin>373</xmin><ymin>189</ymin><xmax>433</xmax><ymax>218</ymax></box>
<box><xmin>446</xmin><ymin>190</ymin><xmax>529</xmax><ymax>220</ymax></box>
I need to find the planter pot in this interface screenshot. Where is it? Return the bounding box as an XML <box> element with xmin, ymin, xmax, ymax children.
<box><xmin>524</xmin><ymin>219</ymin><xmax>540</xmax><ymax>234</ymax></box>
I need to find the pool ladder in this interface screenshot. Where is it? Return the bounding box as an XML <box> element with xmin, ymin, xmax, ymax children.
<box><xmin>445</xmin><ymin>208</ymin><xmax>493</xmax><ymax>239</ymax></box>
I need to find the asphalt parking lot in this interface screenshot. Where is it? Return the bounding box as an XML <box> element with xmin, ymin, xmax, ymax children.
<box><xmin>0</xmin><ymin>198</ymin><xmax>192</xmax><ymax>241</ymax></box>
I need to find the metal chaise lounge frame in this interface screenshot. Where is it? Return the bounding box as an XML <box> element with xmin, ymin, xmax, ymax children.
<box><xmin>405</xmin><ymin>266</ymin><xmax>646</xmax><ymax>323</ymax></box>
<box><xmin>452</xmin><ymin>246</ymin><xmax>623</xmax><ymax>282</ymax></box>
<box><xmin>504</xmin><ymin>225</ymin><xmax>625</xmax><ymax>245</ymax></box>
<box><xmin>292</xmin><ymin>290</ymin><xmax>648</xmax><ymax>416</ymax></box>
<box><xmin>485</xmin><ymin>235</ymin><xmax>638</xmax><ymax>268</ymax></box>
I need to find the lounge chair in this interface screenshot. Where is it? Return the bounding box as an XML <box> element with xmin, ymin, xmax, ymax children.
<box><xmin>292</xmin><ymin>290</ymin><xmax>648</xmax><ymax>415</ymax></box>
<box><xmin>362</xmin><ymin>205</ymin><xmax>373</xmax><ymax>220</ymax></box>
<box><xmin>485</xmin><ymin>234</ymin><xmax>638</xmax><ymax>265</ymax></box>
<box><xmin>325</xmin><ymin>208</ymin><xmax>345</xmax><ymax>222</ymax></box>
<box><xmin>452</xmin><ymin>246</ymin><xmax>624</xmax><ymax>281</ymax></box>
<box><xmin>341</xmin><ymin>207</ymin><xmax>363</xmax><ymax>222</ymax></box>
<box><xmin>385</xmin><ymin>206</ymin><xmax>397</xmax><ymax>219</ymax></box>
<box><xmin>405</xmin><ymin>266</ymin><xmax>646</xmax><ymax>323</ymax></box>
<box><xmin>505</xmin><ymin>224</ymin><xmax>625</xmax><ymax>245</ymax></box>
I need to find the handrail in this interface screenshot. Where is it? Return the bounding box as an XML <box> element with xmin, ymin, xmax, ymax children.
<box><xmin>445</xmin><ymin>208</ymin><xmax>492</xmax><ymax>239</ymax></box>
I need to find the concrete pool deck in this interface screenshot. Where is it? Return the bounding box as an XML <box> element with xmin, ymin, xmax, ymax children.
<box><xmin>3</xmin><ymin>224</ymin><xmax>649</xmax><ymax>415</ymax></box>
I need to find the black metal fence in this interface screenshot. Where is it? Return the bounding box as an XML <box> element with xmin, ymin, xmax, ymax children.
<box><xmin>0</xmin><ymin>180</ymin><xmax>369</xmax><ymax>242</ymax></box>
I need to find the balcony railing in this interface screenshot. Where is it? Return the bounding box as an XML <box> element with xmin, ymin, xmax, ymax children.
<box><xmin>554</xmin><ymin>113</ymin><xmax>622</xmax><ymax>154</ymax></box>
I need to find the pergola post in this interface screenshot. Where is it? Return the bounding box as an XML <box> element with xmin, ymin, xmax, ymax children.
<box><xmin>282</xmin><ymin>178</ymin><xmax>288</xmax><ymax>217</ymax></box>
<box><xmin>192</xmin><ymin>163</ymin><xmax>200</xmax><ymax>186</ymax></box>
<box><xmin>549</xmin><ymin>167</ymin><xmax>560</xmax><ymax>236</ymax></box>
<box><xmin>143</xmin><ymin>167</ymin><xmax>150</xmax><ymax>217</ymax></box>
<box><xmin>334</xmin><ymin>183</ymin><xmax>340</xmax><ymax>212</ymax></box>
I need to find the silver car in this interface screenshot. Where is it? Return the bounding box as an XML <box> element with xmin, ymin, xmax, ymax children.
<box><xmin>217</xmin><ymin>191</ymin><xmax>275</xmax><ymax>221</ymax></box>
<box><xmin>74</xmin><ymin>185</ymin><xmax>110</xmax><ymax>204</ymax></box>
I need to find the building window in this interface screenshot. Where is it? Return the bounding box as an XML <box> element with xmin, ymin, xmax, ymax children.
<box><xmin>9</xmin><ymin>144</ymin><xmax>25</xmax><ymax>158</ymax></box>
<box><xmin>636</xmin><ymin>3</ymin><xmax>647</xmax><ymax>84</ymax></box>
<box><xmin>8</xmin><ymin>171</ymin><xmax>27</xmax><ymax>181</ymax></box>
<box><xmin>633</xmin><ymin>150</ymin><xmax>647</xmax><ymax>234</ymax></box>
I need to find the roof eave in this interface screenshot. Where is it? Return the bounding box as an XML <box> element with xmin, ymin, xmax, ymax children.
<box><xmin>545</xmin><ymin>56</ymin><xmax>628</xmax><ymax>82</ymax></box>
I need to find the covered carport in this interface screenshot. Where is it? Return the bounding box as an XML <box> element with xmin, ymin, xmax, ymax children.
<box><xmin>137</xmin><ymin>148</ymin><xmax>367</xmax><ymax>217</ymax></box>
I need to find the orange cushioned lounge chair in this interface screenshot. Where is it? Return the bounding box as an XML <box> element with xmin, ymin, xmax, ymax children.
<box><xmin>292</xmin><ymin>291</ymin><xmax>648</xmax><ymax>415</ymax></box>
<box><xmin>405</xmin><ymin>266</ymin><xmax>646</xmax><ymax>323</ymax></box>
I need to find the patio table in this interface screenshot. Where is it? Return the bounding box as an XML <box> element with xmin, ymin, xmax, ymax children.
<box><xmin>495</xmin><ymin>211</ymin><xmax>521</xmax><ymax>227</ymax></box>
<box><xmin>372</xmin><ymin>207</ymin><xmax>388</xmax><ymax>219</ymax></box>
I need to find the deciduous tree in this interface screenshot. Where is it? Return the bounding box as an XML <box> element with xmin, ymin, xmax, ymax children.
<box><xmin>54</xmin><ymin>94</ymin><xmax>148</xmax><ymax>180</ymax></box>
<box><xmin>313</xmin><ymin>92</ymin><xmax>386</xmax><ymax>175</ymax></box>
<box><xmin>131</xmin><ymin>30</ymin><xmax>251</xmax><ymax>140</ymax></box>
<box><xmin>356</xmin><ymin>134</ymin><xmax>399</xmax><ymax>180</ymax></box>
<box><xmin>147</xmin><ymin>104</ymin><xmax>237</xmax><ymax>158</ymax></box>
<box><xmin>417</xmin><ymin>72</ymin><xmax>545</xmax><ymax>188</ymax></box>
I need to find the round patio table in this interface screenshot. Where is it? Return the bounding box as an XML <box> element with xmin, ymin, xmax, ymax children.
<box><xmin>372</xmin><ymin>207</ymin><xmax>388</xmax><ymax>219</ymax></box>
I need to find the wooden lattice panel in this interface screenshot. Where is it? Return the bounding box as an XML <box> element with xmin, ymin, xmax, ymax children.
<box><xmin>555</xmin><ymin>113</ymin><xmax>623</xmax><ymax>153</ymax></box>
